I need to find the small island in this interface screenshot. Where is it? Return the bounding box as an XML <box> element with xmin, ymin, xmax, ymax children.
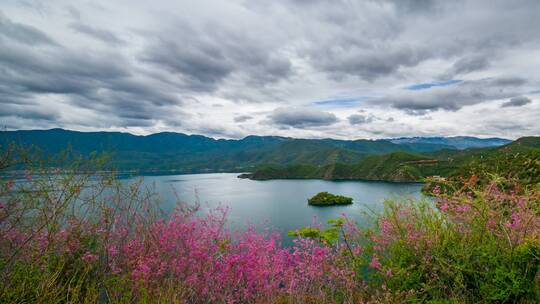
<box><xmin>308</xmin><ymin>192</ymin><xmax>353</xmax><ymax>206</ymax></box>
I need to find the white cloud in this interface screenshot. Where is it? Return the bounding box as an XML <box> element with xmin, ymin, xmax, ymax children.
<box><xmin>0</xmin><ymin>0</ymin><xmax>539</xmax><ymax>139</ymax></box>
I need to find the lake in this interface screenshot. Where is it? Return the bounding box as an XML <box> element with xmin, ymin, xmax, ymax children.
<box><xmin>131</xmin><ymin>173</ymin><xmax>425</xmax><ymax>243</ymax></box>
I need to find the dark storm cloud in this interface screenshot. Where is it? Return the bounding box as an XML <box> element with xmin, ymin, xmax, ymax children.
<box><xmin>492</xmin><ymin>77</ymin><xmax>527</xmax><ymax>87</ymax></box>
<box><xmin>234</xmin><ymin>115</ymin><xmax>253</xmax><ymax>123</ymax></box>
<box><xmin>291</xmin><ymin>0</ymin><xmax>540</xmax><ymax>83</ymax></box>
<box><xmin>0</xmin><ymin>42</ymin><xmax>128</xmax><ymax>89</ymax></box>
<box><xmin>0</xmin><ymin>103</ymin><xmax>59</xmax><ymax>121</ymax></box>
<box><xmin>69</xmin><ymin>22</ymin><xmax>125</xmax><ymax>45</ymax></box>
<box><xmin>483</xmin><ymin>120</ymin><xmax>530</xmax><ymax>134</ymax></box>
<box><xmin>0</xmin><ymin>13</ymin><xmax>184</xmax><ymax>128</ymax></box>
<box><xmin>441</xmin><ymin>56</ymin><xmax>491</xmax><ymax>79</ymax></box>
<box><xmin>371</xmin><ymin>77</ymin><xmax>529</xmax><ymax>112</ymax></box>
<box><xmin>501</xmin><ymin>96</ymin><xmax>532</xmax><ymax>107</ymax></box>
<box><xmin>347</xmin><ymin>114</ymin><xmax>374</xmax><ymax>125</ymax></box>
<box><xmin>312</xmin><ymin>45</ymin><xmax>431</xmax><ymax>81</ymax></box>
<box><xmin>378</xmin><ymin>0</ymin><xmax>439</xmax><ymax>14</ymax></box>
<box><xmin>141</xmin><ymin>23</ymin><xmax>292</xmax><ymax>93</ymax></box>
<box><xmin>278</xmin><ymin>1</ymin><xmax>431</xmax><ymax>81</ymax></box>
<box><xmin>65</xmin><ymin>6</ymin><xmax>81</xmax><ymax>19</ymax></box>
<box><xmin>268</xmin><ymin>107</ymin><xmax>338</xmax><ymax>128</ymax></box>
<box><xmin>452</xmin><ymin>57</ymin><xmax>490</xmax><ymax>75</ymax></box>
<box><xmin>0</xmin><ymin>42</ymin><xmax>129</xmax><ymax>106</ymax></box>
<box><xmin>142</xmin><ymin>38</ymin><xmax>234</xmax><ymax>92</ymax></box>
<box><xmin>0</xmin><ymin>11</ymin><xmax>55</xmax><ymax>45</ymax></box>
<box><xmin>404</xmin><ymin>109</ymin><xmax>430</xmax><ymax>116</ymax></box>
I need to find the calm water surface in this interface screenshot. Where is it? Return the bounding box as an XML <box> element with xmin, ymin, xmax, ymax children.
<box><xmin>131</xmin><ymin>173</ymin><xmax>424</xmax><ymax>242</ymax></box>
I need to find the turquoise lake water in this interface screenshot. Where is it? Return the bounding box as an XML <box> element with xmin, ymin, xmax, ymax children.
<box><xmin>131</xmin><ymin>173</ymin><xmax>424</xmax><ymax>242</ymax></box>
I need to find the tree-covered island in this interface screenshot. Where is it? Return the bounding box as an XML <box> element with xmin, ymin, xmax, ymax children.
<box><xmin>308</xmin><ymin>192</ymin><xmax>353</xmax><ymax>206</ymax></box>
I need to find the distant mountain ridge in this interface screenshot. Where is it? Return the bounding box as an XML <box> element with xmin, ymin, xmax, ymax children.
<box><xmin>0</xmin><ymin>128</ymin><xmax>515</xmax><ymax>173</ymax></box>
<box><xmin>389</xmin><ymin>136</ymin><xmax>511</xmax><ymax>150</ymax></box>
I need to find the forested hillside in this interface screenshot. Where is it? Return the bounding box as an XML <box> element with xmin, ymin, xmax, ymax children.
<box><xmin>242</xmin><ymin>137</ymin><xmax>540</xmax><ymax>183</ymax></box>
<box><xmin>0</xmin><ymin>129</ymin><xmax>524</xmax><ymax>180</ymax></box>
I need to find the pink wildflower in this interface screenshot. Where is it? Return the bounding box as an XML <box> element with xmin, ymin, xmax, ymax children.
<box><xmin>381</xmin><ymin>219</ymin><xmax>392</xmax><ymax>235</ymax></box>
<box><xmin>487</xmin><ymin>218</ymin><xmax>497</xmax><ymax>230</ymax></box>
<box><xmin>369</xmin><ymin>255</ymin><xmax>382</xmax><ymax>270</ymax></box>
<box><xmin>109</xmin><ymin>263</ymin><xmax>122</xmax><ymax>274</ymax></box>
<box><xmin>81</xmin><ymin>252</ymin><xmax>98</xmax><ymax>262</ymax></box>
<box><xmin>352</xmin><ymin>246</ymin><xmax>363</xmax><ymax>256</ymax></box>
<box><xmin>107</xmin><ymin>244</ymin><xmax>119</xmax><ymax>256</ymax></box>
<box><xmin>440</xmin><ymin>202</ymin><xmax>450</xmax><ymax>212</ymax></box>
<box><xmin>456</xmin><ymin>204</ymin><xmax>471</xmax><ymax>213</ymax></box>
<box><xmin>505</xmin><ymin>212</ymin><xmax>521</xmax><ymax>230</ymax></box>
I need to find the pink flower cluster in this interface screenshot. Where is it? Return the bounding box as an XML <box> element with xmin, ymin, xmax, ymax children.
<box><xmin>0</xmin><ymin>203</ymin><xmax>357</xmax><ymax>302</ymax></box>
<box><xmin>102</xmin><ymin>208</ymin><xmax>355</xmax><ymax>302</ymax></box>
<box><xmin>435</xmin><ymin>182</ymin><xmax>540</xmax><ymax>244</ymax></box>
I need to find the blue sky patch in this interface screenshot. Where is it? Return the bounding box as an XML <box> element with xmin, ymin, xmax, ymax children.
<box><xmin>406</xmin><ymin>79</ymin><xmax>462</xmax><ymax>91</ymax></box>
<box><xmin>313</xmin><ymin>96</ymin><xmax>372</xmax><ymax>108</ymax></box>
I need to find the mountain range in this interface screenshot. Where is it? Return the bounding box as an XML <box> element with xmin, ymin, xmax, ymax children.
<box><xmin>0</xmin><ymin>129</ymin><xmax>525</xmax><ymax>177</ymax></box>
<box><xmin>388</xmin><ymin>136</ymin><xmax>511</xmax><ymax>150</ymax></box>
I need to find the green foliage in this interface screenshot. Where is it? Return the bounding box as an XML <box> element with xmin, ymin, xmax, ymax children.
<box><xmin>308</xmin><ymin>192</ymin><xmax>353</xmax><ymax>205</ymax></box>
<box><xmin>288</xmin><ymin>218</ymin><xmax>346</xmax><ymax>245</ymax></box>
<box><xmin>0</xmin><ymin>256</ymin><xmax>101</xmax><ymax>303</ymax></box>
<box><xmin>367</xmin><ymin>183</ymin><xmax>539</xmax><ymax>303</ymax></box>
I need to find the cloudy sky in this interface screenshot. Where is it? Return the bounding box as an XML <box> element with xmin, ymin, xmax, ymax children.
<box><xmin>1</xmin><ymin>0</ymin><xmax>539</xmax><ymax>139</ymax></box>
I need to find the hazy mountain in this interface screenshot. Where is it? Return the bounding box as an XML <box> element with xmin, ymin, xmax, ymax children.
<box><xmin>389</xmin><ymin>136</ymin><xmax>511</xmax><ymax>150</ymax></box>
<box><xmin>0</xmin><ymin>129</ymin><xmax>519</xmax><ymax>174</ymax></box>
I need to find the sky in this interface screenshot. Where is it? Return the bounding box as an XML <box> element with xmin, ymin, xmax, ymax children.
<box><xmin>0</xmin><ymin>0</ymin><xmax>539</xmax><ymax>140</ymax></box>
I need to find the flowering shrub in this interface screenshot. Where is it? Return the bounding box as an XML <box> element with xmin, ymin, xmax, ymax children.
<box><xmin>0</xmin><ymin>156</ymin><xmax>358</xmax><ymax>303</ymax></box>
<box><xmin>0</xmin><ymin>151</ymin><xmax>538</xmax><ymax>303</ymax></box>
<box><xmin>358</xmin><ymin>178</ymin><xmax>540</xmax><ymax>303</ymax></box>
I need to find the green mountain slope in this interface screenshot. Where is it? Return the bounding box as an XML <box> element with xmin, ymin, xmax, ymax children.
<box><xmin>242</xmin><ymin>151</ymin><xmax>437</xmax><ymax>182</ymax></box>
<box><xmin>1</xmin><ymin>129</ymin><xmax>530</xmax><ymax>180</ymax></box>
<box><xmin>243</xmin><ymin>137</ymin><xmax>540</xmax><ymax>183</ymax></box>
<box><xmin>0</xmin><ymin>129</ymin><xmax>365</xmax><ymax>172</ymax></box>
<box><xmin>389</xmin><ymin>136</ymin><xmax>512</xmax><ymax>149</ymax></box>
